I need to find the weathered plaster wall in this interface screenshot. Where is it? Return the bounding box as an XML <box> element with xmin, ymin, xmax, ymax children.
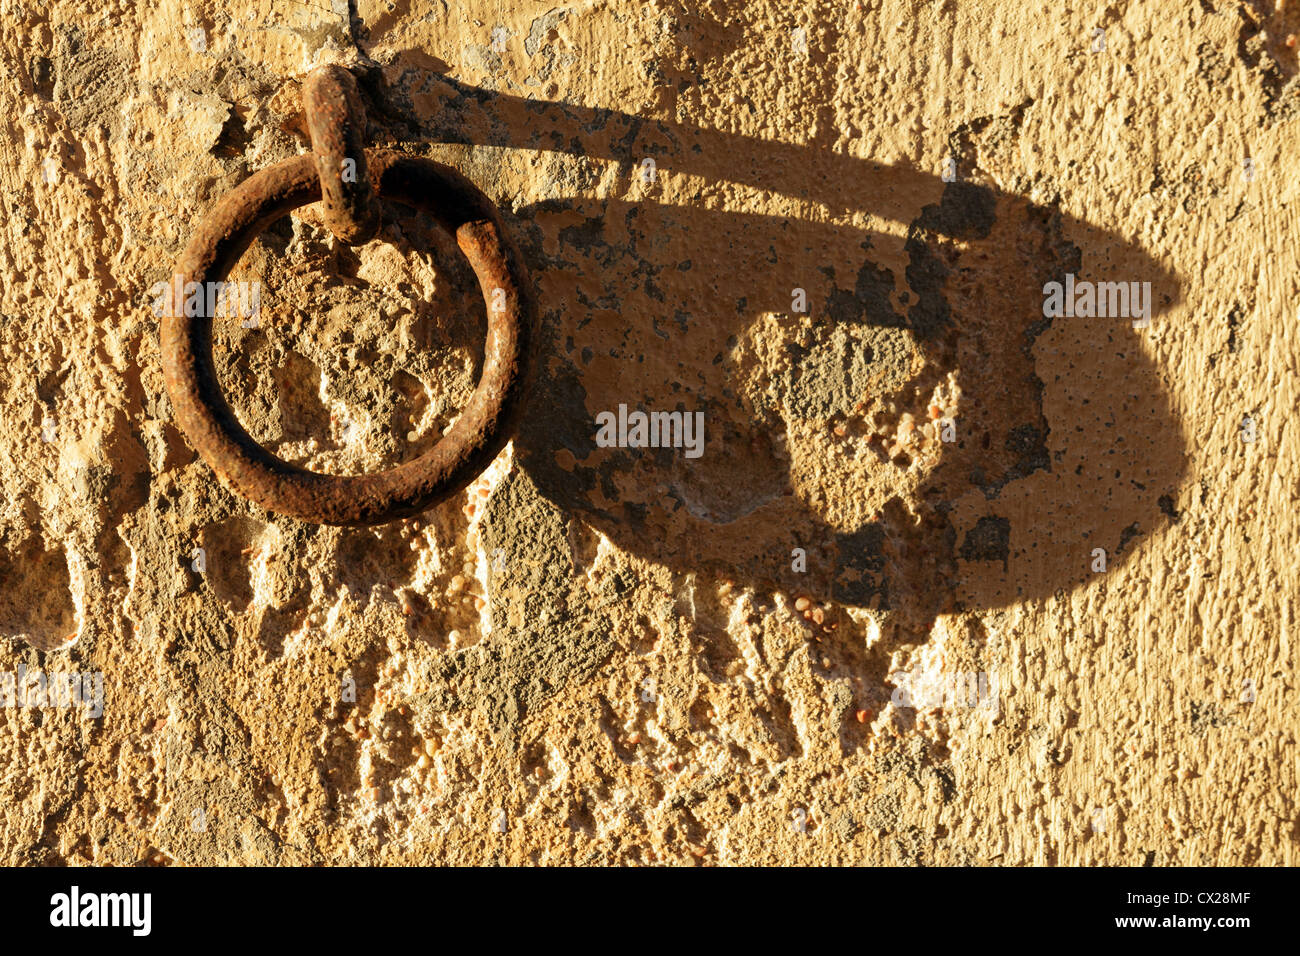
<box><xmin>0</xmin><ymin>0</ymin><xmax>1296</xmax><ymax>865</ymax></box>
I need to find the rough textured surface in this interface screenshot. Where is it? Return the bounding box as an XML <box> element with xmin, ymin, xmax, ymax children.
<box><xmin>0</xmin><ymin>0</ymin><xmax>1296</xmax><ymax>866</ymax></box>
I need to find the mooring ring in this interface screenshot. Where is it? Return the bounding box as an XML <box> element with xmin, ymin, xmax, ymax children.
<box><xmin>161</xmin><ymin>149</ymin><xmax>533</xmax><ymax>526</ymax></box>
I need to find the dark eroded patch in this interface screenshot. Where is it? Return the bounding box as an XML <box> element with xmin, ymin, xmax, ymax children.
<box><xmin>959</xmin><ymin>515</ymin><xmax>1010</xmax><ymax>570</ymax></box>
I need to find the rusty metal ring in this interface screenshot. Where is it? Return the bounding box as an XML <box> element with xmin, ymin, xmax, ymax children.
<box><xmin>161</xmin><ymin>148</ymin><xmax>533</xmax><ymax>526</ymax></box>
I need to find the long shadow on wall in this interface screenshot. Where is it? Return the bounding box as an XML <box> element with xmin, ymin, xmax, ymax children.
<box><xmin>374</xmin><ymin>64</ymin><xmax>1186</xmax><ymax>726</ymax></box>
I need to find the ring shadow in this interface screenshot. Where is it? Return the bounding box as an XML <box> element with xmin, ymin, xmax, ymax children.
<box><xmin>372</xmin><ymin>65</ymin><xmax>1187</xmax><ymax>733</ymax></box>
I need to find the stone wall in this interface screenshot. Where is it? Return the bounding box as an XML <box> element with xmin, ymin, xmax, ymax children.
<box><xmin>0</xmin><ymin>0</ymin><xmax>1295</xmax><ymax>865</ymax></box>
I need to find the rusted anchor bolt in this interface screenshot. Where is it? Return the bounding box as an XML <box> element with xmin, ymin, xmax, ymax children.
<box><xmin>160</xmin><ymin>67</ymin><xmax>534</xmax><ymax>526</ymax></box>
<box><xmin>303</xmin><ymin>64</ymin><xmax>380</xmax><ymax>244</ymax></box>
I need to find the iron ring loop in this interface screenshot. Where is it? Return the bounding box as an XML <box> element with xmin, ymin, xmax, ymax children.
<box><xmin>161</xmin><ymin>149</ymin><xmax>534</xmax><ymax>526</ymax></box>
